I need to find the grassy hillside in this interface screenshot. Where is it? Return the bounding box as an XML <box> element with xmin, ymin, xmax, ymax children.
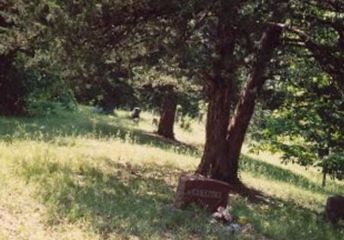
<box><xmin>0</xmin><ymin>106</ymin><xmax>343</xmax><ymax>240</ymax></box>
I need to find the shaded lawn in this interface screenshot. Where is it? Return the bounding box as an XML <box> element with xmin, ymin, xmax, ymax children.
<box><xmin>2</xmin><ymin>106</ymin><xmax>341</xmax><ymax>196</ymax></box>
<box><xmin>18</xmin><ymin>154</ymin><xmax>344</xmax><ymax>240</ymax></box>
<box><xmin>19</xmin><ymin>158</ymin><xmax>233</xmax><ymax>239</ymax></box>
<box><xmin>0</xmin><ymin>107</ymin><xmax>200</xmax><ymax>156</ymax></box>
<box><xmin>1</xmin><ymin>107</ymin><xmax>343</xmax><ymax>239</ymax></box>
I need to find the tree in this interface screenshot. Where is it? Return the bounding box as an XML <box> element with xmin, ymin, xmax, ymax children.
<box><xmin>51</xmin><ymin>0</ymin><xmax>207</xmax><ymax>115</ymax></box>
<box><xmin>287</xmin><ymin>0</ymin><xmax>344</xmax><ymax>92</ymax></box>
<box><xmin>157</xmin><ymin>85</ymin><xmax>177</xmax><ymax>139</ymax></box>
<box><xmin>196</xmin><ymin>0</ymin><xmax>344</xmax><ymax>184</ymax></box>
<box><xmin>189</xmin><ymin>0</ymin><xmax>286</xmax><ymax>183</ymax></box>
<box><xmin>43</xmin><ymin>0</ymin><xmax>139</xmax><ymax>110</ymax></box>
<box><xmin>187</xmin><ymin>0</ymin><xmax>243</xmax><ymax>183</ymax></box>
<box><xmin>251</xmin><ymin>64</ymin><xmax>344</xmax><ymax>187</ymax></box>
<box><xmin>9</xmin><ymin>0</ymin><xmax>343</xmax><ymax>188</ymax></box>
<box><xmin>246</xmin><ymin>0</ymin><xmax>344</xmax><ymax>186</ymax></box>
<box><xmin>215</xmin><ymin>25</ymin><xmax>283</xmax><ymax>182</ymax></box>
<box><xmin>0</xmin><ymin>0</ymin><xmax>72</xmax><ymax>115</ymax></box>
<box><xmin>102</xmin><ymin>0</ymin><xmax>286</xmax><ymax>182</ymax></box>
<box><xmin>0</xmin><ymin>0</ymin><xmax>31</xmax><ymax>115</ymax></box>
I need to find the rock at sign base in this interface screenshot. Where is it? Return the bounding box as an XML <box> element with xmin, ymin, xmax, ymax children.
<box><xmin>174</xmin><ymin>175</ymin><xmax>232</xmax><ymax>212</ymax></box>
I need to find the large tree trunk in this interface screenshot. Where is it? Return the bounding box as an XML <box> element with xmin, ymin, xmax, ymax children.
<box><xmin>196</xmin><ymin>83</ymin><xmax>233</xmax><ymax>177</ymax></box>
<box><xmin>196</xmin><ymin>1</ymin><xmax>238</xmax><ymax>180</ymax></box>
<box><xmin>157</xmin><ymin>86</ymin><xmax>177</xmax><ymax>139</ymax></box>
<box><xmin>197</xmin><ymin>25</ymin><xmax>282</xmax><ymax>184</ymax></box>
<box><xmin>0</xmin><ymin>51</ymin><xmax>26</xmax><ymax>115</ymax></box>
<box><xmin>223</xmin><ymin>25</ymin><xmax>283</xmax><ymax>181</ymax></box>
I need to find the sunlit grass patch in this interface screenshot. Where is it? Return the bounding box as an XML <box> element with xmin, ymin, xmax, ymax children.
<box><xmin>0</xmin><ymin>107</ymin><xmax>343</xmax><ymax>239</ymax></box>
<box><xmin>8</xmin><ymin>142</ymin><xmax>226</xmax><ymax>239</ymax></box>
<box><xmin>240</xmin><ymin>155</ymin><xmax>344</xmax><ymax>195</ymax></box>
<box><xmin>242</xmin><ymin>147</ymin><xmax>344</xmax><ymax>193</ymax></box>
<box><xmin>242</xmin><ymin>172</ymin><xmax>326</xmax><ymax>210</ymax></box>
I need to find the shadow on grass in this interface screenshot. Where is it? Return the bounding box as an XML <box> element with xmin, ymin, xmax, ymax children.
<box><xmin>239</xmin><ymin>155</ymin><xmax>344</xmax><ymax>195</ymax></box>
<box><xmin>230</xmin><ymin>196</ymin><xmax>344</xmax><ymax>240</ymax></box>
<box><xmin>20</xmin><ymin>159</ymin><xmax>227</xmax><ymax>239</ymax></box>
<box><xmin>230</xmin><ymin>158</ymin><xmax>344</xmax><ymax>239</ymax></box>
<box><xmin>19</xmin><ymin>155</ymin><xmax>343</xmax><ymax>240</ymax></box>
<box><xmin>0</xmin><ymin>108</ymin><xmax>200</xmax><ymax>156</ymax></box>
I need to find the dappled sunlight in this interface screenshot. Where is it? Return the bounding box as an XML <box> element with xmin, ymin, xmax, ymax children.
<box><xmin>0</xmin><ymin>106</ymin><xmax>201</xmax><ymax>157</ymax></box>
<box><xmin>13</xmin><ymin>147</ymin><xmax>224</xmax><ymax>239</ymax></box>
<box><xmin>242</xmin><ymin>172</ymin><xmax>327</xmax><ymax>211</ymax></box>
<box><xmin>230</xmin><ymin>196</ymin><xmax>342</xmax><ymax>240</ymax></box>
<box><xmin>242</xmin><ymin>146</ymin><xmax>344</xmax><ymax>191</ymax></box>
<box><xmin>2</xmin><ymin>0</ymin><xmax>344</xmax><ymax>238</ymax></box>
<box><xmin>0</xmin><ymin>107</ymin><xmax>343</xmax><ymax>239</ymax></box>
<box><xmin>240</xmin><ymin>155</ymin><xmax>344</xmax><ymax>195</ymax></box>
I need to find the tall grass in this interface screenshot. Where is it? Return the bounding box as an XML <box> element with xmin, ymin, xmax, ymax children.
<box><xmin>0</xmin><ymin>106</ymin><xmax>342</xmax><ymax>239</ymax></box>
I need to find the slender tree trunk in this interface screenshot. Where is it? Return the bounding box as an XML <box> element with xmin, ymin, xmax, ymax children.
<box><xmin>320</xmin><ymin>145</ymin><xmax>330</xmax><ymax>188</ymax></box>
<box><xmin>223</xmin><ymin>25</ymin><xmax>283</xmax><ymax>182</ymax></box>
<box><xmin>157</xmin><ymin>86</ymin><xmax>177</xmax><ymax>139</ymax></box>
<box><xmin>322</xmin><ymin>168</ymin><xmax>327</xmax><ymax>187</ymax></box>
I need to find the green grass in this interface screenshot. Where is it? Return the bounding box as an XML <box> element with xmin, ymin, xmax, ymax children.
<box><xmin>0</xmin><ymin>106</ymin><xmax>343</xmax><ymax>239</ymax></box>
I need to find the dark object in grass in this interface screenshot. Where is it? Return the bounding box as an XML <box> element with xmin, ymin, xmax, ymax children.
<box><xmin>152</xmin><ymin>117</ymin><xmax>158</xmax><ymax>126</ymax></box>
<box><xmin>131</xmin><ymin>107</ymin><xmax>141</xmax><ymax>121</ymax></box>
<box><xmin>325</xmin><ymin>195</ymin><xmax>344</xmax><ymax>224</ymax></box>
<box><xmin>174</xmin><ymin>175</ymin><xmax>232</xmax><ymax>212</ymax></box>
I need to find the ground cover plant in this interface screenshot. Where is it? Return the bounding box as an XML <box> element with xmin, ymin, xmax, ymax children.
<box><xmin>0</xmin><ymin>107</ymin><xmax>343</xmax><ymax>240</ymax></box>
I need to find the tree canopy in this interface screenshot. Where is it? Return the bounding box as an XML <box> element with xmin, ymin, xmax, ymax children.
<box><xmin>0</xmin><ymin>0</ymin><xmax>343</xmax><ymax>185</ymax></box>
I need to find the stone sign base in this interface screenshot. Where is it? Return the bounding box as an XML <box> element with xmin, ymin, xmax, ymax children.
<box><xmin>174</xmin><ymin>175</ymin><xmax>232</xmax><ymax>212</ymax></box>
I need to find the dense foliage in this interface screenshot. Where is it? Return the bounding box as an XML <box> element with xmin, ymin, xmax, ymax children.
<box><xmin>0</xmin><ymin>0</ymin><xmax>76</xmax><ymax>115</ymax></box>
<box><xmin>0</xmin><ymin>0</ymin><xmax>343</xmax><ymax>185</ymax></box>
<box><xmin>251</xmin><ymin>60</ymin><xmax>344</xmax><ymax>185</ymax></box>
